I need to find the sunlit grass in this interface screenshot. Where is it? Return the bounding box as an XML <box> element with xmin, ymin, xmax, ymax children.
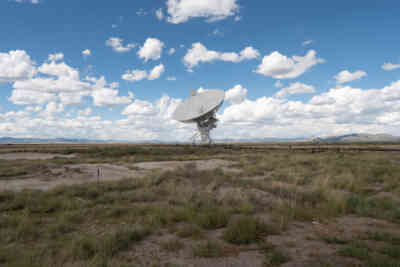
<box><xmin>0</xmin><ymin>145</ymin><xmax>399</xmax><ymax>266</ymax></box>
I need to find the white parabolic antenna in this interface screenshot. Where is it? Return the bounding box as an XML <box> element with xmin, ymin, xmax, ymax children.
<box><xmin>172</xmin><ymin>89</ymin><xmax>225</xmax><ymax>144</ymax></box>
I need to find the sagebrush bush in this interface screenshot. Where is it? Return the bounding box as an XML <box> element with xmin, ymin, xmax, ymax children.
<box><xmin>223</xmin><ymin>216</ymin><xmax>274</xmax><ymax>244</ymax></box>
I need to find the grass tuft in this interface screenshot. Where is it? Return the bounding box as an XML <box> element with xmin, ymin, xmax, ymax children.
<box><xmin>161</xmin><ymin>238</ymin><xmax>185</xmax><ymax>252</ymax></box>
<box><xmin>196</xmin><ymin>208</ymin><xmax>230</xmax><ymax>230</ymax></box>
<box><xmin>192</xmin><ymin>240</ymin><xmax>223</xmax><ymax>258</ymax></box>
<box><xmin>223</xmin><ymin>216</ymin><xmax>276</xmax><ymax>245</ymax></box>
<box><xmin>176</xmin><ymin>224</ymin><xmax>203</xmax><ymax>239</ymax></box>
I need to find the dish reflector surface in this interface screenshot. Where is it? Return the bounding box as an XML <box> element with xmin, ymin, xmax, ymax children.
<box><xmin>172</xmin><ymin>90</ymin><xmax>225</xmax><ymax>122</ymax></box>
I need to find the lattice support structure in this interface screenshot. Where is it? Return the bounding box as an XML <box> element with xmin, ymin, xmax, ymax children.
<box><xmin>192</xmin><ymin>111</ymin><xmax>218</xmax><ymax>145</ymax></box>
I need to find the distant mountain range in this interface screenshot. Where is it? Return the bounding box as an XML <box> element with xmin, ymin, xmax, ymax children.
<box><xmin>0</xmin><ymin>133</ymin><xmax>399</xmax><ymax>144</ymax></box>
<box><xmin>216</xmin><ymin>133</ymin><xmax>400</xmax><ymax>143</ymax></box>
<box><xmin>214</xmin><ymin>137</ymin><xmax>307</xmax><ymax>143</ymax></box>
<box><xmin>310</xmin><ymin>133</ymin><xmax>400</xmax><ymax>143</ymax></box>
<box><xmin>0</xmin><ymin>137</ymin><xmax>111</xmax><ymax>144</ymax></box>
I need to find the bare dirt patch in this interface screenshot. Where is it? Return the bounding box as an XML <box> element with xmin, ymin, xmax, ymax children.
<box><xmin>133</xmin><ymin>159</ymin><xmax>237</xmax><ymax>172</ymax></box>
<box><xmin>0</xmin><ymin>159</ymin><xmax>236</xmax><ymax>191</ymax></box>
<box><xmin>118</xmin><ymin>232</ymin><xmax>264</xmax><ymax>267</ymax></box>
<box><xmin>0</xmin><ymin>163</ymin><xmax>141</xmax><ymax>191</ymax></box>
<box><xmin>0</xmin><ymin>152</ymin><xmax>75</xmax><ymax>160</ymax></box>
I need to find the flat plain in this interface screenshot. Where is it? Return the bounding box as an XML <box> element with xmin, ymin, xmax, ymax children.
<box><xmin>0</xmin><ymin>143</ymin><xmax>399</xmax><ymax>267</ymax></box>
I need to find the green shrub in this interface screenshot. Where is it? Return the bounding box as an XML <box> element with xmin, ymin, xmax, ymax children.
<box><xmin>192</xmin><ymin>240</ymin><xmax>222</xmax><ymax>258</ymax></box>
<box><xmin>196</xmin><ymin>208</ymin><xmax>230</xmax><ymax>229</ymax></box>
<box><xmin>381</xmin><ymin>246</ymin><xmax>400</xmax><ymax>259</ymax></box>
<box><xmin>265</xmin><ymin>248</ymin><xmax>290</xmax><ymax>266</ymax></box>
<box><xmin>223</xmin><ymin>216</ymin><xmax>272</xmax><ymax>244</ymax></box>
<box><xmin>177</xmin><ymin>224</ymin><xmax>203</xmax><ymax>239</ymax></box>
<box><xmin>338</xmin><ymin>246</ymin><xmax>370</xmax><ymax>260</ymax></box>
<box><xmin>71</xmin><ymin>235</ymin><xmax>98</xmax><ymax>260</ymax></box>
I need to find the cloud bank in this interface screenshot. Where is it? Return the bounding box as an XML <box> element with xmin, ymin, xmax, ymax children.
<box><xmin>255</xmin><ymin>50</ymin><xmax>324</xmax><ymax>79</ymax></box>
<box><xmin>183</xmin><ymin>43</ymin><xmax>259</xmax><ymax>71</ymax></box>
<box><xmin>122</xmin><ymin>64</ymin><xmax>165</xmax><ymax>82</ymax></box>
<box><xmin>166</xmin><ymin>0</ymin><xmax>239</xmax><ymax>24</ymax></box>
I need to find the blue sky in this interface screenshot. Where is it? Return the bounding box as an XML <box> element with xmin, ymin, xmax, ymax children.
<box><xmin>0</xmin><ymin>0</ymin><xmax>400</xmax><ymax>141</ymax></box>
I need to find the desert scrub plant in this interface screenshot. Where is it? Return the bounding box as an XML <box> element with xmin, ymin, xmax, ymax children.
<box><xmin>62</xmin><ymin>209</ymin><xmax>86</xmax><ymax>225</ymax></box>
<box><xmin>13</xmin><ymin>216</ymin><xmax>43</xmax><ymax>242</ymax></box>
<box><xmin>0</xmin><ymin>213</ymin><xmax>19</xmax><ymax>229</ymax></box>
<box><xmin>195</xmin><ymin>207</ymin><xmax>230</xmax><ymax>230</ymax></box>
<box><xmin>380</xmin><ymin>245</ymin><xmax>400</xmax><ymax>259</ymax></box>
<box><xmin>100</xmin><ymin>226</ymin><xmax>151</xmax><ymax>257</ymax></box>
<box><xmin>365</xmin><ymin>231</ymin><xmax>400</xmax><ymax>245</ymax></box>
<box><xmin>0</xmin><ymin>166</ymin><xmax>28</xmax><ymax>178</ymax></box>
<box><xmin>69</xmin><ymin>226</ymin><xmax>151</xmax><ymax>262</ymax></box>
<box><xmin>192</xmin><ymin>240</ymin><xmax>223</xmax><ymax>258</ymax></box>
<box><xmin>3</xmin><ymin>246</ymin><xmax>53</xmax><ymax>267</ymax></box>
<box><xmin>140</xmin><ymin>204</ymin><xmax>194</xmax><ymax>227</ymax></box>
<box><xmin>264</xmin><ymin>248</ymin><xmax>290</xmax><ymax>266</ymax></box>
<box><xmin>232</xmin><ymin>200</ymin><xmax>255</xmax><ymax>215</ymax></box>
<box><xmin>223</xmin><ymin>216</ymin><xmax>277</xmax><ymax>244</ymax></box>
<box><xmin>46</xmin><ymin>220</ymin><xmax>75</xmax><ymax>239</ymax></box>
<box><xmin>319</xmin><ymin>234</ymin><xmax>348</xmax><ymax>245</ymax></box>
<box><xmin>104</xmin><ymin>206</ymin><xmax>132</xmax><ymax>219</ymax></box>
<box><xmin>176</xmin><ymin>224</ymin><xmax>203</xmax><ymax>239</ymax></box>
<box><xmin>70</xmin><ymin>234</ymin><xmax>98</xmax><ymax>261</ymax></box>
<box><xmin>337</xmin><ymin>242</ymin><xmax>370</xmax><ymax>261</ymax></box>
<box><xmin>161</xmin><ymin>238</ymin><xmax>185</xmax><ymax>252</ymax></box>
<box><xmin>366</xmin><ymin>259</ymin><xmax>400</xmax><ymax>267</ymax></box>
<box><xmin>0</xmin><ymin>160</ymin><xmax>49</xmax><ymax>179</ymax></box>
<box><xmin>345</xmin><ymin>194</ymin><xmax>400</xmax><ymax>222</ymax></box>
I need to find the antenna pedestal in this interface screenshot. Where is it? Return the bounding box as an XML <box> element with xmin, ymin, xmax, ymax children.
<box><xmin>172</xmin><ymin>89</ymin><xmax>224</xmax><ymax>145</ymax></box>
<box><xmin>192</xmin><ymin>112</ymin><xmax>218</xmax><ymax>145</ymax></box>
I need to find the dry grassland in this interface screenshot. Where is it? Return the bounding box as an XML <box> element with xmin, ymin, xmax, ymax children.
<box><xmin>0</xmin><ymin>144</ymin><xmax>399</xmax><ymax>267</ymax></box>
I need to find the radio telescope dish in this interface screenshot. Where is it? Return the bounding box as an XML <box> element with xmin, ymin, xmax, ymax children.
<box><xmin>172</xmin><ymin>89</ymin><xmax>225</xmax><ymax>144</ymax></box>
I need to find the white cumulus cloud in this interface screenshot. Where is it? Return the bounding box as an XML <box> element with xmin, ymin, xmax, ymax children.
<box><xmin>39</xmin><ymin>61</ymin><xmax>80</xmax><ymax>80</ymax></box>
<box><xmin>122</xmin><ymin>70</ymin><xmax>148</xmax><ymax>82</ymax></box>
<box><xmin>156</xmin><ymin>8</ymin><xmax>164</xmax><ymax>20</ymax></box>
<box><xmin>14</xmin><ymin>0</ymin><xmax>39</xmax><ymax>4</ymax></box>
<box><xmin>275</xmin><ymin>80</ymin><xmax>283</xmax><ymax>88</ymax></box>
<box><xmin>255</xmin><ymin>50</ymin><xmax>324</xmax><ymax>79</ymax></box>
<box><xmin>334</xmin><ymin>70</ymin><xmax>367</xmax><ymax>84</ymax></box>
<box><xmin>183</xmin><ymin>43</ymin><xmax>259</xmax><ymax>71</ymax></box>
<box><xmin>48</xmin><ymin>53</ymin><xmax>64</xmax><ymax>62</ymax></box>
<box><xmin>168</xmin><ymin>48</ymin><xmax>176</xmax><ymax>55</ymax></box>
<box><xmin>217</xmin><ymin>82</ymin><xmax>400</xmax><ymax>139</ymax></box>
<box><xmin>106</xmin><ymin>37</ymin><xmax>137</xmax><ymax>53</ymax></box>
<box><xmin>275</xmin><ymin>82</ymin><xmax>316</xmax><ymax>98</ymax></box>
<box><xmin>9</xmin><ymin>89</ymin><xmax>57</xmax><ymax>105</ymax></box>
<box><xmin>90</xmin><ymin>77</ymin><xmax>132</xmax><ymax>106</ymax></box>
<box><xmin>5</xmin><ymin>80</ymin><xmax>400</xmax><ymax>141</ymax></box>
<box><xmin>77</xmin><ymin>107</ymin><xmax>92</xmax><ymax>116</ymax></box>
<box><xmin>166</xmin><ymin>0</ymin><xmax>239</xmax><ymax>24</ymax></box>
<box><xmin>82</xmin><ymin>49</ymin><xmax>91</xmax><ymax>57</ymax></box>
<box><xmin>122</xmin><ymin>64</ymin><xmax>165</xmax><ymax>82</ymax></box>
<box><xmin>8</xmin><ymin>52</ymin><xmax>131</xmax><ymax>107</ymax></box>
<box><xmin>382</xmin><ymin>62</ymin><xmax>400</xmax><ymax>71</ymax></box>
<box><xmin>0</xmin><ymin>50</ymin><xmax>37</xmax><ymax>83</ymax></box>
<box><xmin>148</xmin><ymin>64</ymin><xmax>165</xmax><ymax>80</ymax></box>
<box><xmin>137</xmin><ymin>38</ymin><xmax>165</xmax><ymax>62</ymax></box>
<box><xmin>302</xmin><ymin>40</ymin><xmax>313</xmax><ymax>46</ymax></box>
<box><xmin>225</xmin><ymin>85</ymin><xmax>247</xmax><ymax>104</ymax></box>
<box><xmin>42</xmin><ymin>102</ymin><xmax>64</xmax><ymax>117</ymax></box>
<box><xmin>122</xmin><ymin>99</ymin><xmax>156</xmax><ymax>116</ymax></box>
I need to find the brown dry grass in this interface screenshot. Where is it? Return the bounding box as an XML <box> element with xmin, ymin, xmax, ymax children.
<box><xmin>0</xmin><ymin>144</ymin><xmax>399</xmax><ymax>266</ymax></box>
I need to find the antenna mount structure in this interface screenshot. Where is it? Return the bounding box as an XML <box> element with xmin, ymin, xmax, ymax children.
<box><xmin>193</xmin><ymin>108</ymin><xmax>218</xmax><ymax>144</ymax></box>
<box><xmin>172</xmin><ymin>89</ymin><xmax>225</xmax><ymax>145</ymax></box>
